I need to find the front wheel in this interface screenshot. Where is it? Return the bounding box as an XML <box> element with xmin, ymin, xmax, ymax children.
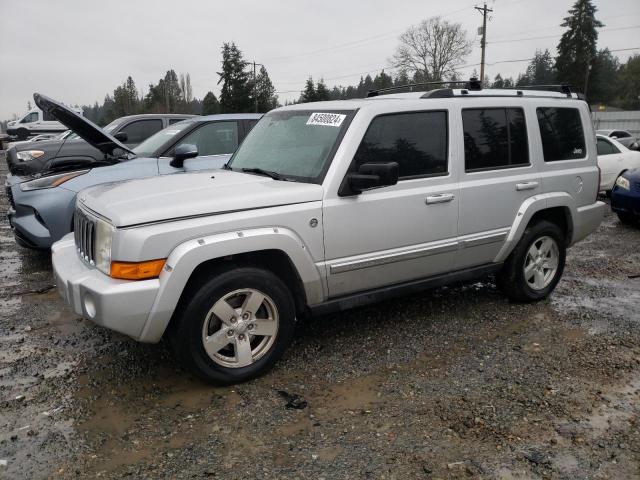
<box><xmin>496</xmin><ymin>220</ymin><xmax>566</xmax><ymax>302</ymax></box>
<box><xmin>172</xmin><ymin>267</ymin><xmax>296</xmax><ymax>384</ymax></box>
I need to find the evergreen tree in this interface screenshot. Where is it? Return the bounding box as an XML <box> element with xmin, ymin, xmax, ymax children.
<box><xmin>315</xmin><ymin>79</ymin><xmax>330</xmax><ymax>101</ymax></box>
<box><xmin>525</xmin><ymin>49</ymin><xmax>556</xmax><ymax>85</ymax></box>
<box><xmin>252</xmin><ymin>66</ymin><xmax>278</xmax><ymax>112</ymax></box>
<box><xmin>615</xmin><ymin>54</ymin><xmax>640</xmax><ymax>109</ymax></box>
<box><xmin>300</xmin><ymin>77</ymin><xmax>317</xmax><ymax>103</ymax></box>
<box><xmin>589</xmin><ymin>49</ymin><xmax>620</xmax><ymax>105</ymax></box>
<box><xmin>555</xmin><ymin>0</ymin><xmax>603</xmax><ymax>94</ymax></box>
<box><xmin>373</xmin><ymin>70</ymin><xmax>393</xmax><ymax>90</ymax></box>
<box><xmin>202</xmin><ymin>91</ymin><xmax>220</xmax><ymax>115</ymax></box>
<box><xmin>162</xmin><ymin>70</ymin><xmax>182</xmax><ymax>112</ymax></box>
<box><xmin>217</xmin><ymin>42</ymin><xmax>252</xmax><ymax>113</ymax></box>
<box><xmin>492</xmin><ymin>74</ymin><xmax>505</xmax><ymax>88</ymax></box>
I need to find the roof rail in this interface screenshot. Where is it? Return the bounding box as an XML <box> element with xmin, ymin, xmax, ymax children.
<box><xmin>366</xmin><ymin>77</ymin><xmax>482</xmax><ymax>98</ymax></box>
<box><xmin>513</xmin><ymin>84</ymin><xmax>574</xmax><ymax>97</ymax></box>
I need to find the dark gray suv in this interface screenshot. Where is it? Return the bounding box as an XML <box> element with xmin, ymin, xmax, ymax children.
<box><xmin>6</xmin><ymin>113</ymin><xmax>194</xmax><ymax>176</ymax></box>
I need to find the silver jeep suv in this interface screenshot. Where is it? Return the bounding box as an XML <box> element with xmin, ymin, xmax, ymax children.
<box><xmin>52</xmin><ymin>82</ymin><xmax>605</xmax><ymax>384</ymax></box>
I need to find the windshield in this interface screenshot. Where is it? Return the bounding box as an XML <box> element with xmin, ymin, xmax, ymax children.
<box><xmin>133</xmin><ymin>120</ymin><xmax>193</xmax><ymax>157</ymax></box>
<box><xmin>229</xmin><ymin>110</ymin><xmax>354</xmax><ymax>183</ymax></box>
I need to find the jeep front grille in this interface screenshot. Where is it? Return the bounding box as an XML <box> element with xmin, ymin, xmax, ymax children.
<box><xmin>74</xmin><ymin>209</ymin><xmax>96</xmax><ymax>265</ymax></box>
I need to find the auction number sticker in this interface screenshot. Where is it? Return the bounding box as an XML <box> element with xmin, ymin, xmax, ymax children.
<box><xmin>307</xmin><ymin>112</ymin><xmax>346</xmax><ymax>127</ymax></box>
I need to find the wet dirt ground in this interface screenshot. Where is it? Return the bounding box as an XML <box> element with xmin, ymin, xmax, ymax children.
<box><xmin>0</xmin><ymin>155</ymin><xmax>639</xmax><ymax>479</ymax></box>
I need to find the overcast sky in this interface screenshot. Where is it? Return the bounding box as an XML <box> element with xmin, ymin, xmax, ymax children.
<box><xmin>0</xmin><ymin>0</ymin><xmax>638</xmax><ymax>120</ymax></box>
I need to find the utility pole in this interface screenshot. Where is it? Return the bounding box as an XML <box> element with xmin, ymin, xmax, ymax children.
<box><xmin>252</xmin><ymin>61</ymin><xmax>264</xmax><ymax>113</ymax></box>
<box><xmin>475</xmin><ymin>3</ymin><xmax>493</xmax><ymax>86</ymax></box>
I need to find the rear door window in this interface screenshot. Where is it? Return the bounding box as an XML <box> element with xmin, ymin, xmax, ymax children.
<box><xmin>597</xmin><ymin>138</ymin><xmax>620</xmax><ymax>155</ymax></box>
<box><xmin>353</xmin><ymin>111</ymin><xmax>448</xmax><ymax>179</ymax></box>
<box><xmin>536</xmin><ymin>107</ymin><xmax>586</xmax><ymax>161</ymax></box>
<box><xmin>463</xmin><ymin>108</ymin><xmax>529</xmax><ymax>171</ymax></box>
<box><xmin>120</xmin><ymin>119</ymin><xmax>163</xmax><ymax>145</ymax></box>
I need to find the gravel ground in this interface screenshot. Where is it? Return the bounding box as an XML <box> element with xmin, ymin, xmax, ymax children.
<box><xmin>0</xmin><ymin>155</ymin><xmax>639</xmax><ymax>479</ymax></box>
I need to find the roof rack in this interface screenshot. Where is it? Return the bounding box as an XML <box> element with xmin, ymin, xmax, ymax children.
<box><xmin>366</xmin><ymin>78</ymin><xmax>482</xmax><ymax>97</ymax></box>
<box><xmin>366</xmin><ymin>77</ymin><xmax>579</xmax><ymax>99</ymax></box>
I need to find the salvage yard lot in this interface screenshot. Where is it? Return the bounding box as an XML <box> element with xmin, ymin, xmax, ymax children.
<box><xmin>0</xmin><ymin>155</ymin><xmax>639</xmax><ymax>479</ymax></box>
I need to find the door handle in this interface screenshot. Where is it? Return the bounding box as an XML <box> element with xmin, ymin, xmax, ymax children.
<box><xmin>426</xmin><ymin>193</ymin><xmax>455</xmax><ymax>205</ymax></box>
<box><xmin>516</xmin><ymin>181</ymin><xmax>539</xmax><ymax>191</ymax></box>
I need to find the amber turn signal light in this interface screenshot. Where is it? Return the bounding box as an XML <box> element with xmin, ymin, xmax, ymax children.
<box><xmin>110</xmin><ymin>259</ymin><xmax>166</xmax><ymax>280</ymax></box>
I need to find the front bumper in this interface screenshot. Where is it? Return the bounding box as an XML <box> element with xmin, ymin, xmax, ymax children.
<box><xmin>611</xmin><ymin>187</ymin><xmax>640</xmax><ymax>217</ymax></box>
<box><xmin>6</xmin><ymin>176</ymin><xmax>76</xmax><ymax>250</ymax></box>
<box><xmin>52</xmin><ymin>234</ymin><xmax>161</xmax><ymax>342</ymax></box>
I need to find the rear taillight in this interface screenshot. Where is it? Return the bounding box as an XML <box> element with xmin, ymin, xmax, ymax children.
<box><xmin>596</xmin><ymin>165</ymin><xmax>602</xmax><ymax>201</ymax></box>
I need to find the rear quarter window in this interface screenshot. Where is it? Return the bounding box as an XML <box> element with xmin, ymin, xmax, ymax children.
<box><xmin>536</xmin><ymin>107</ymin><xmax>586</xmax><ymax>162</ymax></box>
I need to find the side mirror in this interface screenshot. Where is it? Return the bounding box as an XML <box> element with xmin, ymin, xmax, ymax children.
<box><xmin>630</xmin><ymin>142</ymin><xmax>640</xmax><ymax>151</ymax></box>
<box><xmin>170</xmin><ymin>143</ymin><xmax>199</xmax><ymax>168</ymax></box>
<box><xmin>341</xmin><ymin>162</ymin><xmax>399</xmax><ymax>195</ymax></box>
<box><xmin>113</xmin><ymin>131</ymin><xmax>128</xmax><ymax>142</ymax></box>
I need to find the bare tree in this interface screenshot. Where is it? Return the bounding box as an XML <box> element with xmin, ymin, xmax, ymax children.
<box><xmin>391</xmin><ymin>17</ymin><xmax>472</xmax><ymax>82</ymax></box>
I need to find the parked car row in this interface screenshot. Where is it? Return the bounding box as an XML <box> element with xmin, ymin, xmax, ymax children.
<box><xmin>596</xmin><ymin>129</ymin><xmax>639</xmax><ymax>150</ymax></box>
<box><xmin>596</xmin><ymin>134</ymin><xmax>640</xmax><ymax>192</ymax></box>
<box><xmin>13</xmin><ymin>82</ymin><xmax>603</xmax><ymax>384</ymax></box>
<box><xmin>6</xmin><ymin>113</ymin><xmax>195</xmax><ymax>176</ymax></box>
<box><xmin>6</xmin><ymin>94</ymin><xmax>261</xmax><ymax>249</ymax></box>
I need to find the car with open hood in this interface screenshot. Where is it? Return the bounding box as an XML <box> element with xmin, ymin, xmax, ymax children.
<box><xmin>6</xmin><ymin>112</ymin><xmax>194</xmax><ymax>176</ymax></box>
<box><xmin>5</xmin><ymin>93</ymin><xmax>261</xmax><ymax>249</ymax></box>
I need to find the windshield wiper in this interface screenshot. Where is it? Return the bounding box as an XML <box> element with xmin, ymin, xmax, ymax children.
<box><xmin>222</xmin><ymin>162</ymin><xmax>232</xmax><ymax>170</ymax></box>
<box><xmin>241</xmin><ymin>167</ymin><xmax>289</xmax><ymax>181</ymax></box>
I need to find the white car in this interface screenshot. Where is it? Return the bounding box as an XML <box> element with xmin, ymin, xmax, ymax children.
<box><xmin>596</xmin><ymin>129</ymin><xmax>638</xmax><ymax>150</ymax></box>
<box><xmin>6</xmin><ymin>106</ymin><xmax>82</xmax><ymax>139</ymax></box>
<box><xmin>596</xmin><ymin>134</ymin><xmax>640</xmax><ymax>192</ymax></box>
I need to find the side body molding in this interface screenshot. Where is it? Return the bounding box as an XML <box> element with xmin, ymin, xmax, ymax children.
<box><xmin>493</xmin><ymin>192</ymin><xmax>577</xmax><ymax>263</ymax></box>
<box><xmin>139</xmin><ymin>227</ymin><xmax>325</xmax><ymax>343</ymax></box>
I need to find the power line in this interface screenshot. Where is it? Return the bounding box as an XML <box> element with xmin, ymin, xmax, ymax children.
<box><xmin>262</xmin><ymin>1</ymin><xmax>480</xmax><ymax>63</ymax></box>
<box><xmin>488</xmin><ymin>24</ymin><xmax>640</xmax><ymax>44</ymax></box>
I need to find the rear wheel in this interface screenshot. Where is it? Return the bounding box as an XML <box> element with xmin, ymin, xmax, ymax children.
<box><xmin>172</xmin><ymin>267</ymin><xmax>296</xmax><ymax>384</ymax></box>
<box><xmin>497</xmin><ymin>220</ymin><xmax>566</xmax><ymax>302</ymax></box>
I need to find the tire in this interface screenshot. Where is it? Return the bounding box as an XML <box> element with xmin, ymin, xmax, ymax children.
<box><xmin>496</xmin><ymin>220</ymin><xmax>566</xmax><ymax>303</ymax></box>
<box><xmin>172</xmin><ymin>267</ymin><xmax>296</xmax><ymax>385</ymax></box>
<box><xmin>617</xmin><ymin>212</ymin><xmax>637</xmax><ymax>225</ymax></box>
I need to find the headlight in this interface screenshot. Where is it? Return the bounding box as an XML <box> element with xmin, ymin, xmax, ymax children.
<box><xmin>615</xmin><ymin>176</ymin><xmax>630</xmax><ymax>191</ymax></box>
<box><xmin>20</xmin><ymin>170</ymin><xmax>89</xmax><ymax>191</ymax></box>
<box><xmin>94</xmin><ymin>217</ymin><xmax>114</xmax><ymax>275</ymax></box>
<box><xmin>16</xmin><ymin>150</ymin><xmax>45</xmax><ymax>161</ymax></box>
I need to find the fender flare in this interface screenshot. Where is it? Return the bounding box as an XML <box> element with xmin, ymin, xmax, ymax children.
<box><xmin>139</xmin><ymin>226</ymin><xmax>325</xmax><ymax>343</ymax></box>
<box><xmin>493</xmin><ymin>192</ymin><xmax>576</xmax><ymax>263</ymax></box>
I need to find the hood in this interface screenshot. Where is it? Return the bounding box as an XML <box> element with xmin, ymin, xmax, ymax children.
<box><xmin>78</xmin><ymin>170</ymin><xmax>324</xmax><ymax>227</ymax></box>
<box><xmin>33</xmin><ymin>93</ymin><xmax>133</xmax><ymax>156</ymax></box>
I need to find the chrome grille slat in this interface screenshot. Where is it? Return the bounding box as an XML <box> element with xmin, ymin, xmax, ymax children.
<box><xmin>74</xmin><ymin>208</ymin><xmax>97</xmax><ymax>265</ymax></box>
